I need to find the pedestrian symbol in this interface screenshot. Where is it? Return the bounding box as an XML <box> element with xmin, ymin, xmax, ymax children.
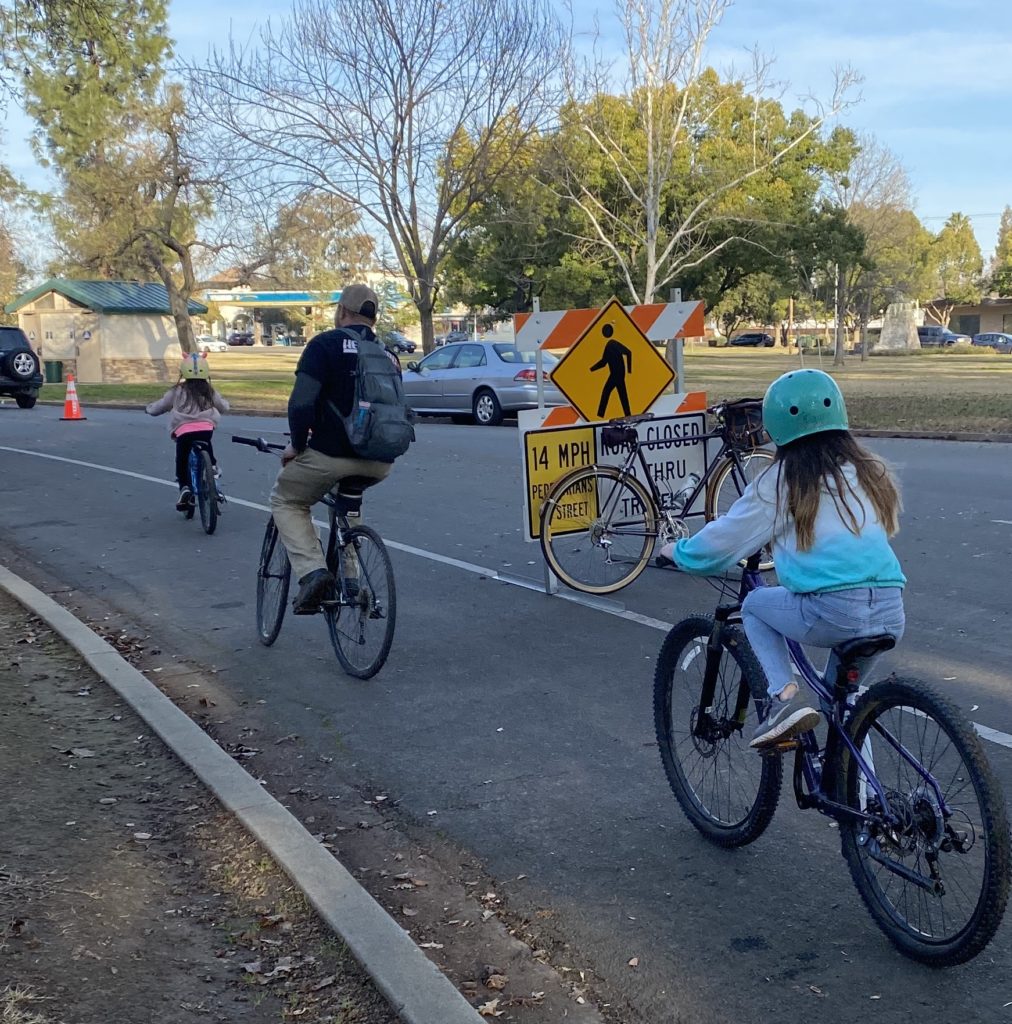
<box><xmin>548</xmin><ymin>297</ymin><xmax>674</xmax><ymax>422</ymax></box>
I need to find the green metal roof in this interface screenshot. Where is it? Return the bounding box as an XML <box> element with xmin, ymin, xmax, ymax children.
<box><xmin>4</xmin><ymin>278</ymin><xmax>209</xmax><ymax>316</ymax></box>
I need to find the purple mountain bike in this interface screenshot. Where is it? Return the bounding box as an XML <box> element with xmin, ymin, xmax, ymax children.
<box><xmin>653</xmin><ymin>552</ymin><xmax>1011</xmax><ymax>965</ymax></box>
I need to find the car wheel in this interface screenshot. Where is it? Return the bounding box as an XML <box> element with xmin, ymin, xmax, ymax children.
<box><xmin>472</xmin><ymin>388</ymin><xmax>503</xmax><ymax>426</ymax></box>
<box><xmin>15</xmin><ymin>392</ymin><xmax>37</xmax><ymax>409</ymax></box>
<box><xmin>9</xmin><ymin>350</ymin><xmax>39</xmax><ymax>380</ymax></box>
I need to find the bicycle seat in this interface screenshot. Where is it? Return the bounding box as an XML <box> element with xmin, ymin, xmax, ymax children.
<box><xmin>834</xmin><ymin>634</ymin><xmax>896</xmax><ymax>664</ymax></box>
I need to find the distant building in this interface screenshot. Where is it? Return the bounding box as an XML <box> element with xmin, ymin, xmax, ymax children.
<box><xmin>5</xmin><ymin>279</ymin><xmax>207</xmax><ymax>383</ymax></box>
<box><xmin>938</xmin><ymin>297</ymin><xmax>1012</xmax><ymax>337</ymax></box>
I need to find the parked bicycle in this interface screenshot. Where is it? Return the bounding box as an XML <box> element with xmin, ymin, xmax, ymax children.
<box><xmin>539</xmin><ymin>399</ymin><xmax>773</xmax><ymax>594</ymax></box>
<box><xmin>653</xmin><ymin>552</ymin><xmax>1011</xmax><ymax>965</ymax></box>
<box><xmin>181</xmin><ymin>436</ymin><xmax>225</xmax><ymax>535</ymax></box>
<box><xmin>232</xmin><ymin>436</ymin><xmax>397</xmax><ymax>679</ymax></box>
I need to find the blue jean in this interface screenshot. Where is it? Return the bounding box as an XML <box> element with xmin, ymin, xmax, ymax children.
<box><xmin>741</xmin><ymin>586</ymin><xmax>905</xmax><ymax>697</ymax></box>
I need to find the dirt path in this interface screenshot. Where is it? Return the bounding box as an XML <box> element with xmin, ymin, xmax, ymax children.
<box><xmin>0</xmin><ymin>590</ymin><xmax>398</xmax><ymax>1024</ymax></box>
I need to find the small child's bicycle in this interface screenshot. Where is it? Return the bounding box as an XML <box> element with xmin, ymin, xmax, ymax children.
<box><xmin>653</xmin><ymin>552</ymin><xmax>1011</xmax><ymax>965</ymax></box>
<box><xmin>232</xmin><ymin>436</ymin><xmax>396</xmax><ymax>679</ymax></box>
<box><xmin>181</xmin><ymin>436</ymin><xmax>225</xmax><ymax>535</ymax></box>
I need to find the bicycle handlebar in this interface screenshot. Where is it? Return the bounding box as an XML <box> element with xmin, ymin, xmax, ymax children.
<box><xmin>231</xmin><ymin>435</ymin><xmax>287</xmax><ymax>454</ymax></box>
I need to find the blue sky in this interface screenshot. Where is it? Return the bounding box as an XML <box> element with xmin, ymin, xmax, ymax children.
<box><xmin>4</xmin><ymin>0</ymin><xmax>1009</xmax><ymax>258</ymax></box>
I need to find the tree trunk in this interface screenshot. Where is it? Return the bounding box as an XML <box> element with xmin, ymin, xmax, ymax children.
<box><xmin>833</xmin><ymin>263</ymin><xmax>846</xmax><ymax>366</ymax></box>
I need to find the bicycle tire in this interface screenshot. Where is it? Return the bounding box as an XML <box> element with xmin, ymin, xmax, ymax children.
<box><xmin>540</xmin><ymin>465</ymin><xmax>656</xmax><ymax>594</ymax></box>
<box><xmin>654</xmin><ymin>615</ymin><xmax>782</xmax><ymax>847</ymax></box>
<box><xmin>837</xmin><ymin>677</ymin><xmax>1011</xmax><ymax>965</ymax></box>
<box><xmin>256</xmin><ymin>518</ymin><xmax>290</xmax><ymax>647</ymax></box>
<box><xmin>326</xmin><ymin>525</ymin><xmax>396</xmax><ymax>679</ymax></box>
<box><xmin>704</xmin><ymin>448</ymin><xmax>774</xmax><ymax>570</ymax></box>
<box><xmin>197</xmin><ymin>450</ymin><xmax>218</xmax><ymax>535</ymax></box>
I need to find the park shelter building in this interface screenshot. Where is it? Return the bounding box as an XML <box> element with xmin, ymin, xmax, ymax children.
<box><xmin>941</xmin><ymin>297</ymin><xmax>1012</xmax><ymax>337</ymax></box>
<box><xmin>4</xmin><ymin>279</ymin><xmax>207</xmax><ymax>383</ymax></box>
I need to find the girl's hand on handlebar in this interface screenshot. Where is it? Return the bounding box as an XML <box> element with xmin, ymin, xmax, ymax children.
<box><xmin>655</xmin><ymin>542</ymin><xmax>680</xmax><ymax>570</ymax></box>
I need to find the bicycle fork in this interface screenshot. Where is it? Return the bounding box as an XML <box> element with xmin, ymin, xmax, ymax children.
<box><xmin>692</xmin><ymin>609</ymin><xmax>751</xmax><ymax>743</ymax></box>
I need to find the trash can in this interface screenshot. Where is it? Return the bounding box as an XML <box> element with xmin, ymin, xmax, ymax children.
<box><xmin>44</xmin><ymin>360</ymin><xmax>64</xmax><ymax>384</ymax></box>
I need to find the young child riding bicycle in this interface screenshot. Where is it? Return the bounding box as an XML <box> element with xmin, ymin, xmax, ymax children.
<box><xmin>146</xmin><ymin>353</ymin><xmax>230</xmax><ymax>510</ymax></box>
<box><xmin>660</xmin><ymin>369</ymin><xmax>905</xmax><ymax>751</ymax></box>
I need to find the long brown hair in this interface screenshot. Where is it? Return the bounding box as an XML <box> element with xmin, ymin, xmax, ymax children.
<box><xmin>176</xmin><ymin>378</ymin><xmax>215</xmax><ymax>414</ymax></box>
<box><xmin>774</xmin><ymin>430</ymin><xmax>901</xmax><ymax>551</ymax></box>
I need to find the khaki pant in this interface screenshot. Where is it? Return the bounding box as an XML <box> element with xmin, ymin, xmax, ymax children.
<box><xmin>270</xmin><ymin>447</ymin><xmax>391</xmax><ymax>582</ymax></box>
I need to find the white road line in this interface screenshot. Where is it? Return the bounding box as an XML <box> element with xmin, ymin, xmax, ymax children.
<box><xmin>4</xmin><ymin>444</ymin><xmax>1012</xmax><ymax>753</ymax></box>
<box><xmin>991</xmin><ymin>520</ymin><xmax>1012</xmax><ymax>526</ymax></box>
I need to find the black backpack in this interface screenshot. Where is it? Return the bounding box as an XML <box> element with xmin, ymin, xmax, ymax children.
<box><xmin>335</xmin><ymin>332</ymin><xmax>416</xmax><ymax>463</ymax></box>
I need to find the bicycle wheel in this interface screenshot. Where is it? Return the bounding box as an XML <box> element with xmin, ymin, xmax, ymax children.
<box><xmin>540</xmin><ymin>466</ymin><xmax>656</xmax><ymax>594</ymax></box>
<box><xmin>196</xmin><ymin>450</ymin><xmax>218</xmax><ymax>535</ymax></box>
<box><xmin>705</xmin><ymin>448</ymin><xmax>774</xmax><ymax>570</ymax></box>
<box><xmin>256</xmin><ymin>518</ymin><xmax>291</xmax><ymax>646</ymax></box>
<box><xmin>654</xmin><ymin>615</ymin><xmax>782</xmax><ymax>847</ymax></box>
<box><xmin>326</xmin><ymin>525</ymin><xmax>396</xmax><ymax>679</ymax></box>
<box><xmin>837</xmin><ymin>677</ymin><xmax>1011</xmax><ymax>965</ymax></box>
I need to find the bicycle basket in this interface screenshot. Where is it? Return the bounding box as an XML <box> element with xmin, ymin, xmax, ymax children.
<box><xmin>721</xmin><ymin>399</ymin><xmax>769</xmax><ymax>448</ymax></box>
<box><xmin>601</xmin><ymin>424</ymin><xmax>638</xmax><ymax>449</ymax></box>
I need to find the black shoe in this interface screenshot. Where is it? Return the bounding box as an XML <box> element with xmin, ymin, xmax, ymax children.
<box><xmin>293</xmin><ymin>568</ymin><xmax>335</xmax><ymax>615</ymax></box>
<box><xmin>176</xmin><ymin>486</ymin><xmax>193</xmax><ymax>511</ymax></box>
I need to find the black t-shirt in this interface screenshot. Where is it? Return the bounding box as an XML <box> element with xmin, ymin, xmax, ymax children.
<box><xmin>292</xmin><ymin>325</ymin><xmax>373</xmax><ymax>458</ymax></box>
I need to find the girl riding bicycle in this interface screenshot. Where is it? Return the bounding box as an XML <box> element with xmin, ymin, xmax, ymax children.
<box><xmin>660</xmin><ymin>369</ymin><xmax>905</xmax><ymax>750</ymax></box>
<box><xmin>146</xmin><ymin>354</ymin><xmax>230</xmax><ymax>509</ymax></box>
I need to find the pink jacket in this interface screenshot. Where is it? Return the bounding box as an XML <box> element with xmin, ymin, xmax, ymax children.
<box><xmin>146</xmin><ymin>385</ymin><xmax>229</xmax><ymax>437</ymax></box>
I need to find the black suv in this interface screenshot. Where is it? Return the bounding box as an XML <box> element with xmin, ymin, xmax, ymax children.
<box><xmin>730</xmin><ymin>331</ymin><xmax>775</xmax><ymax>347</ymax></box>
<box><xmin>0</xmin><ymin>326</ymin><xmax>44</xmax><ymax>408</ymax></box>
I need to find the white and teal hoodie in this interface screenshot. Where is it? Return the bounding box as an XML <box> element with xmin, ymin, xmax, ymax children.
<box><xmin>673</xmin><ymin>462</ymin><xmax>905</xmax><ymax>594</ymax></box>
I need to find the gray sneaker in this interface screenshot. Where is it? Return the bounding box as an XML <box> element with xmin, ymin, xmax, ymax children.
<box><xmin>750</xmin><ymin>692</ymin><xmax>820</xmax><ymax>749</ymax></box>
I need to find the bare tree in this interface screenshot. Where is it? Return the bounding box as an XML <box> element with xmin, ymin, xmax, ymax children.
<box><xmin>826</xmin><ymin>134</ymin><xmax>915</xmax><ymax>360</ymax></box>
<box><xmin>555</xmin><ymin>0</ymin><xmax>859</xmax><ymax>304</ymax></box>
<box><xmin>190</xmin><ymin>0</ymin><xmax>565</xmax><ymax>352</ymax></box>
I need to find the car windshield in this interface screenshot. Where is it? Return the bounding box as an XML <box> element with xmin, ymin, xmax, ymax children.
<box><xmin>0</xmin><ymin>329</ymin><xmax>28</xmax><ymax>351</ymax></box>
<box><xmin>492</xmin><ymin>344</ymin><xmax>558</xmax><ymax>366</ymax></box>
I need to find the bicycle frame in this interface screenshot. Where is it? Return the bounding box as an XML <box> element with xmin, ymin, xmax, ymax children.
<box><xmin>187</xmin><ymin>439</ymin><xmax>212</xmax><ymax>499</ymax></box>
<box><xmin>696</xmin><ymin>556</ymin><xmax>952</xmax><ymax>838</ymax></box>
<box><xmin>610</xmin><ymin>428</ymin><xmax>758</xmax><ymax>520</ymax></box>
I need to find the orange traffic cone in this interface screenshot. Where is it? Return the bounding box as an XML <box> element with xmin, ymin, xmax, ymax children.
<box><xmin>60</xmin><ymin>374</ymin><xmax>87</xmax><ymax>421</ymax></box>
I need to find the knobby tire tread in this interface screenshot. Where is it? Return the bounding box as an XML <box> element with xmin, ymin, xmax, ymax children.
<box><xmin>653</xmin><ymin>615</ymin><xmax>782</xmax><ymax>848</ymax></box>
<box><xmin>838</xmin><ymin>677</ymin><xmax>1011</xmax><ymax>965</ymax></box>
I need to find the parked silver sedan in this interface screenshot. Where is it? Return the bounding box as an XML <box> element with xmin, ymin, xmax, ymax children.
<box><xmin>403</xmin><ymin>341</ymin><xmax>564</xmax><ymax>425</ymax></box>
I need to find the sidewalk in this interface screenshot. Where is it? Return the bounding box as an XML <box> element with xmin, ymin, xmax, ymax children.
<box><xmin>0</xmin><ymin>589</ymin><xmax>398</xmax><ymax>1024</ymax></box>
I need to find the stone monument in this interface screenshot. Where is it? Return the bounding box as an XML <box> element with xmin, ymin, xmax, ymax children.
<box><xmin>876</xmin><ymin>301</ymin><xmax>921</xmax><ymax>351</ymax></box>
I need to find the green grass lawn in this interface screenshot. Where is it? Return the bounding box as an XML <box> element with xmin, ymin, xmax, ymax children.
<box><xmin>51</xmin><ymin>345</ymin><xmax>1012</xmax><ymax>434</ymax></box>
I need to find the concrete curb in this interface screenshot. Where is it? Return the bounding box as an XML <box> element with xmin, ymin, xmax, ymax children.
<box><xmin>0</xmin><ymin>564</ymin><xmax>483</xmax><ymax>1024</ymax></box>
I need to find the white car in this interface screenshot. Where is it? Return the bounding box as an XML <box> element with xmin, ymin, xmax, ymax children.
<box><xmin>198</xmin><ymin>335</ymin><xmax>228</xmax><ymax>353</ymax></box>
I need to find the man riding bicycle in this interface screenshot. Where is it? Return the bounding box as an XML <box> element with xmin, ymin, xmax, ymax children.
<box><xmin>272</xmin><ymin>283</ymin><xmax>399</xmax><ymax>614</ymax></box>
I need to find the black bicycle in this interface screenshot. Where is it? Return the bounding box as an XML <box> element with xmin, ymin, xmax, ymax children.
<box><xmin>539</xmin><ymin>399</ymin><xmax>773</xmax><ymax>594</ymax></box>
<box><xmin>653</xmin><ymin>553</ymin><xmax>1011</xmax><ymax>965</ymax></box>
<box><xmin>232</xmin><ymin>436</ymin><xmax>396</xmax><ymax>679</ymax></box>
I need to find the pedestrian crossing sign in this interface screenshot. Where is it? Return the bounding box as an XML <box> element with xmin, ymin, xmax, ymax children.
<box><xmin>548</xmin><ymin>297</ymin><xmax>675</xmax><ymax>423</ymax></box>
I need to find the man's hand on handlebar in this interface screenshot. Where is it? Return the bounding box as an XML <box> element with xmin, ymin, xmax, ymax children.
<box><xmin>280</xmin><ymin>443</ymin><xmax>299</xmax><ymax>466</ymax></box>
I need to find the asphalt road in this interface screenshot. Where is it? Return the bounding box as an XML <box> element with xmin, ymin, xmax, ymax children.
<box><xmin>3</xmin><ymin>405</ymin><xmax>1012</xmax><ymax>1024</ymax></box>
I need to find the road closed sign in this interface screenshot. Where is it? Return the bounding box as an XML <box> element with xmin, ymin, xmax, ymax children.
<box><xmin>518</xmin><ymin>394</ymin><xmax>709</xmax><ymax>540</ymax></box>
<box><xmin>549</xmin><ymin>298</ymin><xmax>675</xmax><ymax>423</ymax></box>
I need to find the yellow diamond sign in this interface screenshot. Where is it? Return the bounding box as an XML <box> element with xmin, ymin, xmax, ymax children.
<box><xmin>548</xmin><ymin>298</ymin><xmax>675</xmax><ymax>423</ymax></box>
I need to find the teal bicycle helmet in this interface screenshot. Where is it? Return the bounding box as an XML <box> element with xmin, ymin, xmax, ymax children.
<box><xmin>762</xmin><ymin>369</ymin><xmax>848</xmax><ymax>446</ymax></box>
